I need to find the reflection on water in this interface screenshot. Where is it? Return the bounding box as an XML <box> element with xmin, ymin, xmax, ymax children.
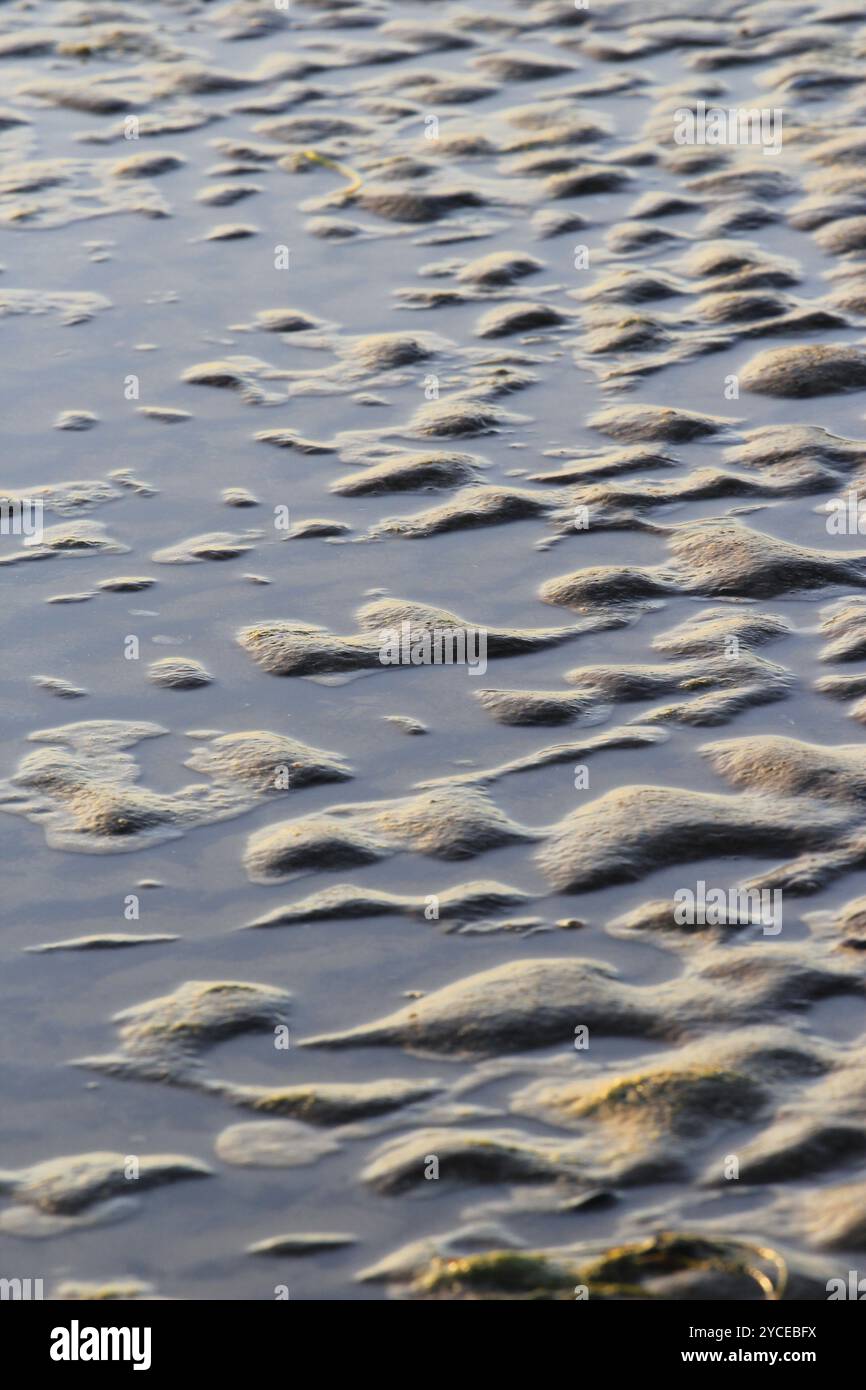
<box><xmin>2</xmin><ymin>0</ymin><xmax>866</xmax><ymax>1301</ymax></box>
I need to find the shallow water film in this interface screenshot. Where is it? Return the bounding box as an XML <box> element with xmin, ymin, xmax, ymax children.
<box><xmin>4</xmin><ymin>0</ymin><xmax>866</xmax><ymax>1307</ymax></box>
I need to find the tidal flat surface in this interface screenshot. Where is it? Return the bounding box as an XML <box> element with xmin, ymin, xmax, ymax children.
<box><xmin>3</xmin><ymin>0</ymin><xmax>866</xmax><ymax>1301</ymax></box>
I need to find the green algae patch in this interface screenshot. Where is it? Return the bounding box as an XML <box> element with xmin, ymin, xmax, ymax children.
<box><xmin>416</xmin><ymin>1251</ymin><xmax>577</xmax><ymax>1300</ymax></box>
<box><xmin>578</xmin><ymin>1234</ymin><xmax>787</xmax><ymax>1301</ymax></box>
<box><xmin>408</xmin><ymin>1235</ymin><xmax>788</xmax><ymax>1301</ymax></box>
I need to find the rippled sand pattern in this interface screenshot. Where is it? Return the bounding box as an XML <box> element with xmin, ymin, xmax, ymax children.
<box><xmin>5</xmin><ymin>0</ymin><xmax>866</xmax><ymax>1301</ymax></box>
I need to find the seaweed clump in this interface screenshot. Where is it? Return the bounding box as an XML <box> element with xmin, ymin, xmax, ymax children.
<box><xmin>410</xmin><ymin>1234</ymin><xmax>788</xmax><ymax>1301</ymax></box>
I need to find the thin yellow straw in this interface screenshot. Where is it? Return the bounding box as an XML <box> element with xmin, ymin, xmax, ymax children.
<box><xmin>298</xmin><ymin>148</ymin><xmax>362</xmax><ymax>198</ymax></box>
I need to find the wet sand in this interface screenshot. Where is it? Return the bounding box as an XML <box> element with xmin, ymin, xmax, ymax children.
<box><xmin>2</xmin><ymin>0</ymin><xmax>866</xmax><ymax>1300</ymax></box>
